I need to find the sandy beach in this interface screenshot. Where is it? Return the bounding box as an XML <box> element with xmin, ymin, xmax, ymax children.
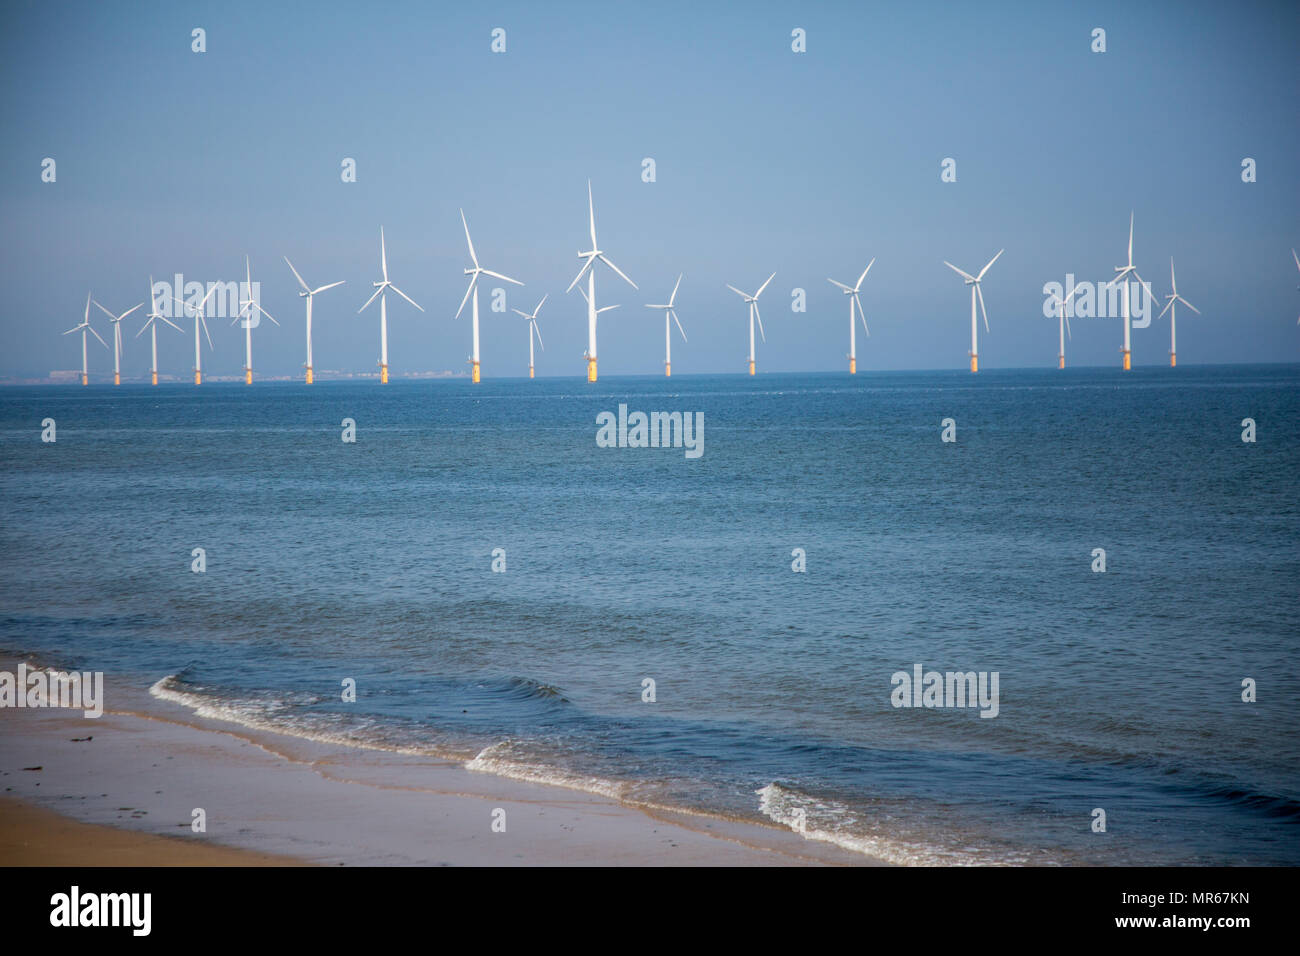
<box><xmin>0</xmin><ymin>660</ymin><xmax>879</xmax><ymax>866</ymax></box>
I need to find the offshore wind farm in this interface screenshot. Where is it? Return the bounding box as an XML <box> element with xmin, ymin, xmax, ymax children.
<box><xmin>1</xmin><ymin>0</ymin><xmax>1298</xmax><ymax>894</ymax></box>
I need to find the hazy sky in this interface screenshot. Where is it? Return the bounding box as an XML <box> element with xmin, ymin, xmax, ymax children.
<box><xmin>2</xmin><ymin>0</ymin><xmax>1297</xmax><ymax>378</ymax></box>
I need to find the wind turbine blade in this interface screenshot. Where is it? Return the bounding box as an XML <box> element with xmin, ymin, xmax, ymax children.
<box><xmin>1169</xmin><ymin>256</ymin><xmax>1177</xmax><ymax>294</ymax></box>
<box><xmin>597</xmin><ymin>305</ymin><xmax>619</xmax><ymax>314</ymax></box>
<box><xmin>977</xmin><ymin>248</ymin><xmax>1004</xmax><ymax>280</ymax></box>
<box><xmin>119</xmin><ymin>303</ymin><xmax>143</xmax><ymax>320</ymax></box>
<box><xmin>198</xmin><ymin>284</ymin><xmax>219</xmax><ymax>311</ymax></box>
<box><xmin>389</xmin><ymin>284</ymin><xmax>423</xmax><ymax>312</ymax></box>
<box><xmin>284</xmin><ymin>257</ymin><xmax>310</xmax><ymax>293</ymax></box>
<box><xmin>1127</xmin><ymin>211</ymin><xmax>1134</xmax><ymax>265</ymax></box>
<box><xmin>943</xmin><ymin>261</ymin><xmax>976</xmax><ymax>281</ymax></box>
<box><xmin>160</xmin><ymin>315</ymin><xmax>184</xmax><ymax>333</ymax></box>
<box><xmin>1180</xmin><ymin>296</ymin><xmax>1200</xmax><ymax>315</ymax></box>
<box><xmin>1158</xmin><ymin>298</ymin><xmax>1175</xmax><ymax>319</ymax></box>
<box><xmin>511</xmin><ymin>308</ymin><xmax>529</xmax><ymax>318</ymax></box>
<box><xmin>480</xmin><ymin>268</ymin><xmax>523</xmax><ymax>286</ymax></box>
<box><xmin>669</xmin><ymin>273</ymin><xmax>682</xmax><ymax>306</ymax></box>
<box><xmin>725</xmin><ymin>284</ymin><xmax>748</xmax><ymax>299</ymax></box>
<box><xmin>170</xmin><ymin>295</ymin><xmax>192</xmax><ymax>313</ymax></box>
<box><xmin>753</xmin><ymin>302</ymin><xmax>766</xmax><ymax>343</ymax></box>
<box><xmin>976</xmin><ymin>284</ymin><xmax>989</xmax><ymax>333</ymax></box>
<box><xmin>460</xmin><ymin>210</ymin><xmax>479</xmax><ymax>268</ymax></box>
<box><xmin>380</xmin><ymin>227</ymin><xmax>388</xmax><ymax>281</ymax></box>
<box><xmin>89</xmin><ymin>326</ymin><xmax>108</xmax><ymax>348</ymax></box>
<box><xmin>200</xmin><ymin>314</ymin><xmax>213</xmax><ymax>350</ymax></box>
<box><xmin>856</xmin><ymin>257</ymin><xmax>875</xmax><ymax>290</ymax></box>
<box><xmin>92</xmin><ymin>300</ymin><xmax>116</xmax><ymax>320</ymax></box>
<box><xmin>358</xmin><ymin>286</ymin><xmax>384</xmax><ymax>314</ymax></box>
<box><xmin>566</xmin><ymin>256</ymin><xmax>595</xmax><ymax>293</ymax></box>
<box><xmin>312</xmin><ymin>280</ymin><xmax>346</xmax><ymax>295</ymax></box>
<box><xmin>1293</xmin><ymin>248</ymin><xmax>1300</xmax><ymax>272</ymax></box>
<box><xmin>1065</xmin><ymin>314</ymin><xmax>1072</xmax><ymax>340</ymax></box>
<box><xmin>672</xmin><ymin>310</ymin><xmax>687</xmax><ymax>342</ymax></box>
<box><xmin>1132</xmin><ymin>273</ymin><xmax>1157</xmax><ymax>308</ymax></box>
<box><xmin>134</xmin><ymin>321</ymin><xmax>150</xmax><ymax>338</ymax></box>
<box><xmin>827</xmin><ymin>278</ymin><xmax>854</xmax><ymax>292</ymax></box>
<box><xmin>84</xmin><ymin>293</ymin><xmax>91</xmax><ymax>323</ymax></box>
<box><xmin>455</xmin><ymin>276</ymin><xmax>478</xmax><ymax>319</ymax></box>
<box><xmin>755</xmin><ymin>272</ymin><xmax>776</xmax><ymax>298</ymax></box>
<box><xmin>257</xmin><ymin>304</ymin><xmax>277</xmax><ymax>325</ymax></box>
<box><xmin>587</xmin><ymin>180</ymin><xmax>597</xmax><ymax>250</ymax></box>
<box><xmin>577</xmin><ymin>286</ymin><xmax>591</xmax><ymax>307</ymax></box>
<box><xmin>599</xmin><ymin>255</ymin><xmax>637</xmax><ymax>290</ymax></box>
<box><xmin>62</xmin><ymin>325</ymin><xmax>80</xmax><ymax>335</ymax></box>
<box><xmin>854</xmin><ymin>295</ymin><xmax>869</xmax><ymax>336</ymax></box>
<box><xmin>534</xmin><ymin>294</ymin><xmax>548</xmax><ymax>316</ymax></box>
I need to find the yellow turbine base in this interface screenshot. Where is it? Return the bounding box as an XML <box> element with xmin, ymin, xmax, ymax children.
<box><xmin>380</xmin><ymin>364</ymin><xmax>388</xmax><ymax>384</ymax></box>
<box><xmin>748</xmin><ymin>360</ymin><xmax>755</xmax><ymax>376</ymax></box>
<box><xmin>849</xmin><ymin>357</ymin><xmax>856</xmax><ymax>375</ymax></box>
<box><xmin>1058</xmin><ymin>355</ymin><xmax>1065</xmax><ymax>369</ymax></box>
<box><xmin>114</xmin><ymin>372</ymin><xmax>120</xmax><ymax>386</ymax></box>
<box><xmin>195</xmin><ymin>370</ymin><xmax>202</xmax><ymax>385</ymax></box>
<box><xmin>587</xmin><ymin>357</ymin><xmax>597</xmax><ymax>383</ymax></box>
<box><xmin>1122</xmin><ymin>350</ymin><xmax>1131</xmax><ymax>371</ymax></box>
<box><xmin>81</xmin><ymin>373</ymin><xmax>88</xmax><ymax>386</ymax></box>
<box><xmin>472</xmin><ymin>361</ymin><xmax>481</xmax><ymax>384</ymax></box>
<box><xmin>245</xmin><ymin>368</ymin><xmax>253</xmax><ymax>385</ymax></box>
<box><xmin>305</xmin><ymin>366</ymin><xmax>313</xmax><ymax>384</ymax></box>
<box><xmin>1170</xmin><ymin>353</ymin><xmax>1176</xmax><ymax>368</ymax></box>
<box><xmin>529</xmin><ymin>366</ymin><xmax>535</xmax><ymax>379</ymax></box>
<box><xmin>970</xmin><ymin>355</ymin><xmax>978</xmax><ymax>373</ymax></box>
<box><xmin>151</xmin><ymin>371</ymin><xmax>158</xmax><ymax>386</ymax></box>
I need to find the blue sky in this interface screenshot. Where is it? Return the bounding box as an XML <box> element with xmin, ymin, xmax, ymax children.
<box><xmin>2</xmin><ymin>0</ymin><xmax>1297</xmax><ymax>378</ymax></box>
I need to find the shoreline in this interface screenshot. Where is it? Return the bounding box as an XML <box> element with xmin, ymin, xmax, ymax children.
<box><xmin>0</xmin><ymin>660</ymin><xmax>882</xmax><ymax>866</ymax></box>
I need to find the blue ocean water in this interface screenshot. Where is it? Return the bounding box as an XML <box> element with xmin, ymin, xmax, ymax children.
<box><xmin>2</xmin><ymin>366</ymin><xmax>1297</xmax><ymax>865</ymax></box>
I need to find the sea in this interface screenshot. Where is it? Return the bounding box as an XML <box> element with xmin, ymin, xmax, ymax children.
<box><xmin>2</xmin><ymin>365</ymin><xmax>1297</xmax><ymax>865</ymax></box>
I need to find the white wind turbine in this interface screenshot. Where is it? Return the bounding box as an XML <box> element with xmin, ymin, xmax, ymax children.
<box><xmin>1047</xmin><ymin>284</ymin><xmax>1082</xmax><ymax>369</ymax></box>
<box><xmin>456</xmin><ymin>210</ymin><xmax>521</xmax><ymax>384</ymax></box>
<box><xmin>284</xmin><ymin>258</ymin><xmax>344</xmax><ymax>384</ymax></box>
<box><xmin>137</xmin><ymin>276</ymin><xmax>184</xmax><ymax>385</ymax></box>
<box><xmin>828</xmin><ymin>259</ymin><xmax>874</xmax><ymax>374</ymax></box>
<box><xmin>1106</xmin><ymin>212</ymin><xmax>1158</xmax><ymax>371</ymax></box>
<box><xmin>92</xmin><ymin>298</ymin><xmax>143</xmax><ymax>386</ymax></box>
<box><xmin>577</xmin><ymin>285</ymin><xmax>620</xmax><ymax>368</ymax></box>
<box><xmin>943</xmin><ymin>250</ymin><xmax>1003</xmax><ymax>373</ymax></box>
<box><xmin>726</xmin><ymin>272</ymin><xmax>776</xmax><ymax>376</ymax></box>
<box><xmin>645</xmin><ymin>274</ymin><xmax>687</xmax><ymax>377</ymax></box>
<box><xmin>358</xmin><ymin>227</ymin><xmax>422</xmax><ymax>384</ymax></box>
<box><xmin>567</xmin><ymin>181</ymin><xmax>636</xmax><ymax>383</ymax></box>
<box><xmin>1292</xmin><ymin>249</ymin><xmax>1299</xmax><ymax>323</ymax></box>
<box><xmin>171</xmin><ymin>285</ymin><xmax>218</xmax><ymax>385</ymax></box>
<box><xmin>233</xmin><ymin>257</ymin><xmax>278</xmax><ymax>385</ymax></box>
<box><xmin>62</xmin><ymin>293</ymin><xmax>107</xmax><ymax>386</ymax></box>
<box><xmin>510</xmin><ymin>294</ymin><xmax>547</xmax><ymax>379</ymax></box>
<box><xmin>1157</xmin><ymin>257</ymin><xmax>1199</xmax><ymax>368</ymax></box>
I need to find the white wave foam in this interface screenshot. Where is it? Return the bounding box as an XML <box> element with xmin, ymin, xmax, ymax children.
<box><xmin>148</xmin><ymin>674</ymin><xmax>437</xmax><ymax>757</ymax></box>
<box><xmin>756</xmin><ymin>782</ymin><xmax>1023</xmax><ymax>866</ymax></box>
<box><xmin>465</xmin><ymin>740</ymin><xmax>627</xmax><ymax>800</ymax></box>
